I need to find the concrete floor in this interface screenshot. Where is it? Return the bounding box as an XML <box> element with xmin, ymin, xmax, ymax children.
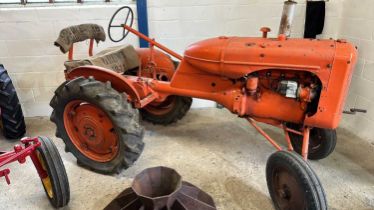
<box><xmin>0</xmin><ymin>108</ymin><xmax>373</xmax><ymax>210</ymax></box>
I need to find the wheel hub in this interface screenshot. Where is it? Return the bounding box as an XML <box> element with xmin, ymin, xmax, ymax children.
<box><xmin>63</xmin><ymin>100</ymin><xmax>119</xmax><ymax>162</ymax></box>
<box><xmin>273</xmin><ymin>168</ymin><xmax>305</xmax><ymax>210</ymax></box>
<box><xmin>84</xmin><ymin>126</ymin><xmax>95</xmax><ymax>139</ymax></box>
<box><xmin>76</xmin><ymin>117</ymin><xmax>104</xmax><ymax>148</ymax></box>
<box><xmin>278</xmin><ymin>186</ymin><xmax>291</xmax><ymax>200</ymax></box>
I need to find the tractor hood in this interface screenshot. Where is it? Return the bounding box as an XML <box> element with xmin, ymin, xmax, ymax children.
<box><xmin>183</xmin><ymin>36</ymin><xmax>346</xmax><ymax>79</ymax></box>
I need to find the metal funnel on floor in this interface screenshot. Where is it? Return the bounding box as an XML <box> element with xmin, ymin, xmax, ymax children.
<box><xmin>104</xmin><ymin>166</ymin><xmax>217</xmax><ymax>210</ymax></box>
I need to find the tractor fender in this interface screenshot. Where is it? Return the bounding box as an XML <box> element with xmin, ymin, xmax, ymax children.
<box><xmin>136</xmin><ymin>48</ymin><xmax>176</xmax><ymax>80</ymax></box>
<box><xmin>66</xmin><ymin>66</ymin><xmax>142</xmax><ymax>104</ymax></box>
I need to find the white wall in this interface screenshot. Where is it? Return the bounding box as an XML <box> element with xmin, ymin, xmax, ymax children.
<box><xmin>0</xmin><ymin>3</ymin><xmax>140</xmax><ymax>116</ymax></box>
<box><xmin>339</xmin><ymin>0</ymin><xmax>374</xmax><ymax>144</ymax></box>
<box><xmin>148</xmin><ymin>0</ymin><xmax>343</xmax><ymax>108</ymax></box>
<box><xmin>0</xmin><ymin>0</ymin><xmax>343</xmax><ymax>116</ymax></box>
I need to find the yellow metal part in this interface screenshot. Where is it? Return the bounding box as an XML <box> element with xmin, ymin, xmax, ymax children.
<box><xmin>37</xmin><ymin>151</ymin><xmax>54</xmax><ymax>198</ymax></box>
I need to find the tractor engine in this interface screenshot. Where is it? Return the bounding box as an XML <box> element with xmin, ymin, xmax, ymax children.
<box><xmin>182</xmin><ymin>35</ymin><xmax>357</xmax><ymax>128</ymax></box>
<box><xmin>237</xmin><ymin>70</ymin><xmax>320</xmax><ymax>124</ymax></box>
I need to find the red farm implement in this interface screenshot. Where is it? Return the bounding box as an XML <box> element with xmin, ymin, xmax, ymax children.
<box><xmin>0</xmin><ymin>136</ymin><xmax>69</xmax><ymax>208</ymax></box>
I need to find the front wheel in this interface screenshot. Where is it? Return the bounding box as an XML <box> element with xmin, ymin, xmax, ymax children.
<box><xmin>50</xmin><ymin>77</ymin><xmax>144</xmax><ymax>174</ymax></box>
<box><xmin>35</xmin><ymin>136</ymin><xmax>70</xmax><ymax>208</ymax></box>
<box><xmin>287</xmin><ymin>123</ymin><xmax>337</xmax><ymax>160</ymax></box>
<box><xmin>266</xmin><ymin>151</ymin><xmax>327</xmax><ymax>210</ymax></box>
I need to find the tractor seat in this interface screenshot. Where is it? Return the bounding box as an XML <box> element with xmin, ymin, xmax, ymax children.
<box><xmin>55</xmin><ymin>23</ymin><xmax>139</xmax><ymax>73</ymax></box>
<box><xmin>63</xmin><ymin>44</ymin><xmax>140</xmax><ymax>73</ymax></box>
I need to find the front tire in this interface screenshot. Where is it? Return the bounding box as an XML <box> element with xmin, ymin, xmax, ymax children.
<box><xmin>35</xmin><ymin>136</ymin><xmax>70</xmax><ymax>208</ymax></box>
<box><xmin>266</xmin><ymin>151</ymin><xmax>327</xmax><ymax>210</ymax></box>
<box><xmin>287</xmin><ymin>123</ymin><xmax>337</xmax><ymax>160</ymax></box>
<box><xmin>50</xmin><ymin>77</ymin><xmax>144</xmax><ymax>174</ymax></box>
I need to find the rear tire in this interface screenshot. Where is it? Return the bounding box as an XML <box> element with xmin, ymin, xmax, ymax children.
<box><xmin>50</xmin><ymin>77</ymin><xmax>144</xmax><ymax>174</ymax></box>
<box><xmin>287</xmin><ymin>123</ymin><xmax>337</xmax><ymax>160</ymax></box>
<box><xmin>0</xmin><ymin>65</ymin><xmax>26</xmax><ymax>139</ymax></box>
<box><xmin>266</xmin><ymin>151</ymin><xmax>327</xmax><ymax>210</ymax></box>
<box><xmin>141</xmin><ymin>96</ymin><xmax>192</xmax><ymax>125</ymax></box>
<box><xmin>36</xmin><ymin>136</ymin><xmax>70</xmax><ymax>208</ymax></box>
<box><xmin>127</xmin><ymin>59</ymin><xmax>192</xmax><ymax>125</ymax></box>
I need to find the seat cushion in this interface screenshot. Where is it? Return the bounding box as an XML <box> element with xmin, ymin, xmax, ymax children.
<box><xmin>64</xmin><ymin>44</ymin><xmax>140</xmax><ymax>73</ymax></box>
<box><xmin>55</xmin><ymin>24</ymin><xmax>106</xmax><ymax>54</ymax></box>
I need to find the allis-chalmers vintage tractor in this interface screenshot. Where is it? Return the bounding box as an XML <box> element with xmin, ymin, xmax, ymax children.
<box><xmin>50</xmin><ymin>6</ymin><xmax>358</xmax><ymax>210</ymax></box>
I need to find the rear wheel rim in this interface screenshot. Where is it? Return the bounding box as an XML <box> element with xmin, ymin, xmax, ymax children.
<box><xmin>63</xmin><ymin>100</ymin><xmax>119</xmax><ymax>162</ymax></box>
<box><xmin>143</xmin><ymin>96</ymin><xmax>176</xmax><ymax>116</ymax></box>
<box><xmin>272</xmin><ymin>167</ymin><xmax>305</xmax><ymax>210</ymax></box>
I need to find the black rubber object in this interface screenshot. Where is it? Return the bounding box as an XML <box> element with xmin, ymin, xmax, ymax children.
<box><xmin>50</xmin><ymin>77</ymin><xmax>144</xmax><ymax>174</ymax></box>
<box><xmin>36</xmin><ymin>136</ymin><xmax>70</xmax><ymax>208</ymax></box>
<box><xmin>0</xmin><ymin>64</ymin><xmax>26</xmax><ymax>139</ymax></box>
<box><xmin>266</xmin><ymin>151</ymin><xmax>327</xmax><ymax>210</ymax></box>
<box><xmin>139</xmin><ymin>60</ymin><xmax>192</xmax><ymax>125</ymax></box>
<box><xmin>287</xmin><ymin>123</ymin><xmax>337</xmax><ymax>160</ymax></box>
<box><xmin>141</xmin><ymin>96</ymin><xmax>192</xmax><ymax>125</ymax></box>
<box><xmin>108</xmin><ymin>6</ymin><xmax>134</xmax><ymax>43</ymax></box>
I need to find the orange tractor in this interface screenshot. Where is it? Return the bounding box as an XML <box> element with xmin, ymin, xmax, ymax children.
<box><xmin>51</xmin><ymin>7</ymin><xmax>359</xmax><ymax>210</ymax></box>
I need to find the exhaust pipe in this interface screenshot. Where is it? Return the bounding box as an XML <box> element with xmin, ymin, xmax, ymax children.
<box><xmin>278</xmin><ymin>0</ymin><xmax>297</xmax><ymax>37</ymax></box>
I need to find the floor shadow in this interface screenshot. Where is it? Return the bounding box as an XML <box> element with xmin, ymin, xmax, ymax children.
<box><xmin>334</xmin><ymin>127</ymin><xmax>374</xmax><ymax>175</ymax></box>
<box><xmin>224</xmin><ymin>176</ymin><xmax>273</xmax><ymax>210</ymax></box>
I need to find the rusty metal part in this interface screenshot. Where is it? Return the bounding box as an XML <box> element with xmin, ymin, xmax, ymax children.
<box><xmin>246</xmin><ymin>76</ymin><xmax>259</xmax><ymax>95</ymax></box>
<box><xmin>279</xmin><ymin>0</ymin><xmax>297</xmax><ymax>37</ymax></box>
<box><xmin>104</xmin><ymin>166</ymin><xmax>216</xmax><ymax>210</ymax></box>
<box><xmin>271</xmin><ymin>164</ymin><xmax>305</xmax><ymax>209</ymax></box>
<box><xmin>343</xmin><ymin>108</ymin><xmax>367</xmax><ymax>115</ymax></box>
<box><xmin>260</xmin><ymin>27</ymin><xmax>271</xmax><ymax>38</ymax></box>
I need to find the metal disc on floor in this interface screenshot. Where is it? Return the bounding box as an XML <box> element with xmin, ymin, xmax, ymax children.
<box><xmin>104</xmin><ymin>166</ymin><xmax>216</xmax><ymax>210</ymax></box>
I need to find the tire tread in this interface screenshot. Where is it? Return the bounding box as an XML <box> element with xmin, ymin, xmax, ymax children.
<box><xmin>0</xmin><ymin>65</ymin><xmax>26</xmax><ymax>139</ymax></box>
<box><xmin>50</xmin><ymin>77</ymin><xmax>144</xmax><ymax>174</ymax></box>
<box><xmin>36</xmin><ymin>136</ymin><xmax>70</xmax><ymax>208</ymax></box>
<box><xmin>266</xmin><ymin>151</ymin><xmax>327</xmax><ymax>210</ymax></box>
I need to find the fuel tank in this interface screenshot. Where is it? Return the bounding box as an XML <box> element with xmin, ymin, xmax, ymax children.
<box><xmin>184</xmin><ymin>36</ymin><xmax>338</xmax><ymax>79</ymax></box>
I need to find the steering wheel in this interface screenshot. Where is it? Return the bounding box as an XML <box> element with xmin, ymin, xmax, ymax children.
<box><xmin>108</xmin><ymin>6</ymin><xmax>134</xmax><ymax>42</ymax></box>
